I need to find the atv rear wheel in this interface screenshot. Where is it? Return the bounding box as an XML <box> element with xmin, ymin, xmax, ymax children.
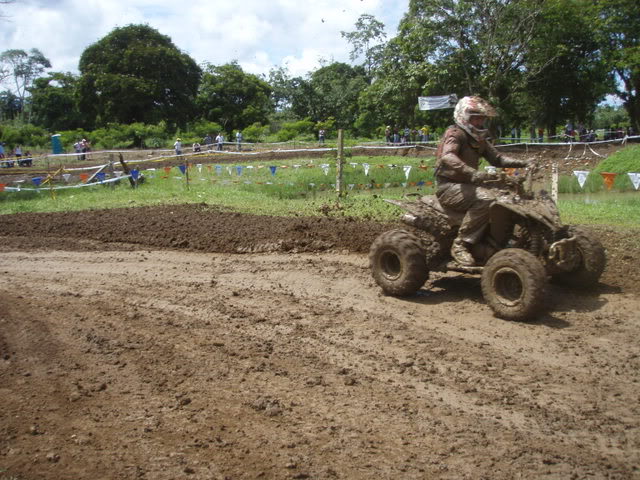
<box><xmin>481</xmin><ymin>248</ymin><xmax>547</xmax><ymax>321</ymax></box>
<box><xmin>552</xmin><ymin>227</ymin><xmax>606</xmax><ymax>288</ymax></box>
<box><xmin>369</xmin><ymin>229</ymin><xmax>429</xmax><ymax>297</ymax></box>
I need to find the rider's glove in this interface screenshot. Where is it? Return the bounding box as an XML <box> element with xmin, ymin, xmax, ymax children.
<box><xmin>501</xmin><ymin>157</ymin><xmax>529</xmax><ymax>168</ymax></box>
<box><xmin>471</xmin><ymin>171</ymin><xmax>497</xmax><ymax>184</ymax></box>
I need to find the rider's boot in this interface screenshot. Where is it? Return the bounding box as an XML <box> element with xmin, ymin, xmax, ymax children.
<box><xmin>451</xmin><ymin>237</ymin><xmax>475</xmax><ymax>266</ymax></box>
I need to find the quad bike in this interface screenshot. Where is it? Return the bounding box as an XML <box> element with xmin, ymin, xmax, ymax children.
<box><xmin>369</xmin><ymin>164</ymin><xmax>606</xmax><ymax>321</ymax></box>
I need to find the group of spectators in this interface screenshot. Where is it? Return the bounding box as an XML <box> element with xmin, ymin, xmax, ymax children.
<box><xmin>384</xmin><ymin>126</ymin><xmax>433</xmax><ymax>145</ymax></box>
<box><xmin>73</xmin><ymin>138</ymin><xmax>92</xmax><ymax>161</ymax></box>
<box><xmin>174</xmin><ymin>131</ymin><xmax>244</xmax><ymax>156</ymax></box>
<box><xmin>0</xmin><ymin>142</ymin><xmax>33</xmax><ymax>167</ymax></box>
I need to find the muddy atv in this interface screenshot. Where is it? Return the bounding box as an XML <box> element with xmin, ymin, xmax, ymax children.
<box><xmin>369</xmin><ymin>167</ymin><xmax>606</xmax><ymax>321</ymax></box>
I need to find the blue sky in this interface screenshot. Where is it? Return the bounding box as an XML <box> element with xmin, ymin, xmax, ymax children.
<box><xmin>1</xmin><ymin>0</ymin><xmax>409</xmax><ymax>79</ymax></box>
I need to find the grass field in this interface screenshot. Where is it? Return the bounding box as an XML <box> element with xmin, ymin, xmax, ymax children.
<box><xmin>1</xmin><ymin>155</ymin><xmax>639</xmax><ymax>227</ymax></box>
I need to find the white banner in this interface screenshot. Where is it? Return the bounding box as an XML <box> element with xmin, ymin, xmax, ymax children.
<box><xmin>628</xmin><ymin>172</ymin><xmax>640</xmax><ymax>190</ymax></box>
<box><xmin>573</xmin><ymin>170</ymin><xmax>590</xmax><ymax>189</ymax></box>
<box><xmin>418</xmin><ymin>94</ymin><xmax>458</xmax><ymax>111</ymax></box>
<box><xmin>403</xmin><ymin>165</ymin><xmax>412</xmax><ymax>180</ymax></box>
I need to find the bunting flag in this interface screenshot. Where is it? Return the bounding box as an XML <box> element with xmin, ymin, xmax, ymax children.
<box><xmin>215</xmin><ymin>165</ymin><xmax>222</xmax><ymax>175</ymax></box>
<box><xmin>96</xmin><ymin>172</ymin><xmax>106</xmax><ymax>182</ymax></box>
<box><xmin>0</xmin><ymin>183</ymin><xmax>5</xmax><ymax>192</ymax></box>
<box><xmin>164</xmin><ymin>166</ymin><xmax>172</xmax><ymax>175</ymax></box>
<box><xmin>628</xmin><ymin>172</ymin><xmax>640</xmax><ymax>190</ymax></box>
<box><xmin>321</xmin><ymin>164</ymin><xmax>330</xmax><ymax>175</ymax></box>
<box><xmin>600</xmin><ymin>172</ymin><xmax>617</xmax><ymax>190</ymax></box>
<box><xmin>573</xmin><ymin>170</ymin><xmax>589</xmax><ymax>189</ymax></box>
<box><xmin>178</xmin><ymin>165</ymin><xmax>186</xmax><ymax>174</ymax></box>
<box><xmin>269</xmin><ymin>166</ymin><xmax>277</xmax><ymax>176</ymax></box>
<box><xmin>197</xmin><ymin>164</ymin><xmax>203</xmax><ymax>173</ymax></box>
<box><xmin>62</xmin><ymin>173</ymin><xmax>71</xmax><ymax>182</ymax></box>
<box><xmin>363</xmin><ymin>163</ymin><xmax>370</xmax><ymax>176</ymax></box>
<box><xmin>32</xmin><ymin>177</ymin><xmax>43</xmax><ymax>187</ymax></box>
<box><xmin>115</xmin><ymin>171</ymin><xmax>123</xmax><ymax>177</ymax></box>
<box><xmin>79</xmin><ymin>173</ymin><xmax>89</xmax><ymax>183</ymax></box>
<box><xmin>403</xmin><ymin>165</ymin><xmax>412</xmax><ymax>180</ymax></box>
<box><xmin>131</xmin><ymin>169</ymin><xmax>139</xmax><ymax>180</ymax></box>
<box><xmin>236</xmin><ymin>165</ymin><xmax>243</xmax><ymax>176</ymax></box>
<box><xmin>226</xmin><ymin>166</ymin><xmax>233</xmax><ymax>176</ymax></box>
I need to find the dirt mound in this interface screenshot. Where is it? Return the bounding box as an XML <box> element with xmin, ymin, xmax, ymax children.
<box><xmin>1</xmin><ymin>204</ymin><xmax>637</xmax><ymax>294</ymax></box>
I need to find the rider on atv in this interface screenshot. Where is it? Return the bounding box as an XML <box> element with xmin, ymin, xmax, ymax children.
<box><xmin>435</xmin><ymin>96</ymin><xmax>530</xmax><ymax>266</ymax></box>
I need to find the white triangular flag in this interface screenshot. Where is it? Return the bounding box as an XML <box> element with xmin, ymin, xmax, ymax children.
<box><xmin>321</xmin><ymin>164</ymin><xmax>330</xmax><ymax>175</ymax></box>
<box><xmin>363</xmin><ymin>163</ymin><xmax>370</xmax><ymax>176</ymax></box>
<box><xmin>573</xmin><ymin>170</ymin><xmax>589</xmax><ymax>189</ymax></box>
<box><xmin>628</xmin><ymin>172</ymin><xmax>640</xmax><ymax>190</ymax></box>
<box><xmin>403</xmin><ymin>165</ymin><xmax>412</xmax><ymax>180</ymax></box>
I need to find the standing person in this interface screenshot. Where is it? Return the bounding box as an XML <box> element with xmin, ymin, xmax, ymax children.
<box><xmin>537</xmin><ymin>127</ymin><xmax>544</xmax><ymax>143</ymax></box>
<box><xmin>174</xmin><ymin>138</ymin><xmax>183</xmax><ymax>156</ymax></box>
<box><xmin>80</xmin><ymin>139</ymin><xmax>91</xmax><ymax>161</ymax></box>
<box><xmin>236</xmin><ymin>130</ymin><xmax>243</xmax><ymax>151</ymax></box>
<box><xmin>0</xmin><ymin>142</ymin><xmax>4</xmax><ymax>161</ymax></box>
<box><xmin>74</xmin><ymin>140</ymin><xmax>82</xmax><ymax>160</ymax></box>
<box><xmin>435</xmin><ymin>96</ymin><xmax>529</xmax><ymax>266</ymax></box>
<box><xmin>385</xmin><ymin>126</ymin><xmax>391</xmax><ymax>144</ymax></box>
<box><xmin>318</xmin><ymin>129</ymin><xmax>325</xmax><ymax>145</ymax></box>
<box><xmin>203</xmin><ymin>133</ymin><xmax>213</xmax><ymax>150</ymax></box>
<box><xmin>216</xmin><ymin>133</ymin><xmax>224</xmax><ymax>151</ymax></box>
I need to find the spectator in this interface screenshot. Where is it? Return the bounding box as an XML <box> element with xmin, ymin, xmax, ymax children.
<box><xmin>193</xmin><ymin>142</ymin><xmax>201</xmax><ymax>153</ymax></box>
<box><xmin>80</xmin><ymin>139</ymin><xmax>91</xmax><ymax>161</ymax></box>
<box><xmin>19</xmin><ymin>150</ymin><xmax>33</xmax><ymax>167</ymax></box>
<box><xmin>216</xmin><ymin>133</ymin><xmax>224</xmax><ymax>151</ymax></box>
<box><xmin>203</xmin><ymin>133</ymin><xmax>213</xmax><ymax>150</ymax></box>
<box><xmin>318</xmin><ymin>129</ymin><xmax>325</xmax><ymax>145</ymax></box>
<box><xmin>385</xmin><ymin>126</ymin><xmax>391</xmax><ymax>144</ymax></box>
<box><xmin>174</xmin><ymin>138</ymin><xmax>183</xmax><ymax>155</ymax></box>
<box><xmin>537</xmin><ymin>127</ymin><xmax>544</xmax><ymax>143</ymax></box>
<box><xmin>236</xmin><ymin>130</ymin><xmax>243</xmax><ymax>151</ymax></box>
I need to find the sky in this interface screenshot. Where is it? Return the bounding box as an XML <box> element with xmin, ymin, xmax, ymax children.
<box><xmin>0</xmin><ymin>0</ymin><xmax>410</xmax><ymax>81</ymax></box>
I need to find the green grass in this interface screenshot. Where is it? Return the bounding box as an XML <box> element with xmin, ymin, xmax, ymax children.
<box><xmin>2</xmin><ymin>154</ymin><xmax>639</xmax><ymax>228</ymax></box>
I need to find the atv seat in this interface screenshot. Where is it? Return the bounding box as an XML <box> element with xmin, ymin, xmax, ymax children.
<box><xmin>419</xmin><ymin>195</ymin><xmax>465</xmax><ymax>227</ymax></box>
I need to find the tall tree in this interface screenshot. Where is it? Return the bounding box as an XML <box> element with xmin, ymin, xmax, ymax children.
<box><xmin>0</xmin><ymin>89</ymin><xmax>21</xmax><ymax>121</ymax></box>
<box><xmin>341</xmin><ymin>14</ymin><xmax>387</xmax><ymax>77</ymax></box>
<box><xmin>29</xmin><ymin>72</ymin><xmax>83</xmax><ymax>131</ymax></box>
<box><xmin>0</xmin><ymin>48</ymin><xmax>51</xmax><ymax>121</ymax></box>
<box><xmin>77</xmin><ymin>24</ymin><xmax>201</xmax><ymax>129</ymax></box>
<box><xmin>290</xmin><ymin>62</ymin><xmax>369</xmax><ymax>128</ymax></box>
<box><xmin>196</xmin><ymin>62</ymin><xmax>272</xmax><ymax>132</ymax></box>
<box><xmin>596</xmin><ymin>0</ymin><xmax>640</xmax><ymax>131</ymax></box>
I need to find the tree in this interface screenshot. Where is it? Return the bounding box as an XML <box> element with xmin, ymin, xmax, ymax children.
<box><xmin>522</xmin><ymin>0</ymin><xmax>612</xmax><ymax>137</ymax></box>
<box><xmin>341</xmin><ymin>14</ymin><xmax>387</xmax><ymax>77</ymax></box>
<box><xmin>77</xmin><ymin>24</ymin><xmax>201</xmax><ymax>129</ymax></box>
<box><xmin>29</xmin><ymin>72</ymin><xmax>83</xmax><ymax>131</ymax></box>
<box><xmin>196</xmin><ymin>62</ymin><xmax>272</xmax><ymax>132</ymax></box>
<box><xmin>290</xmin><ymin>62</ymin><xmax>369</xmax><ymax>129</ymax></box>
<box><xmin>0</xmin><ymin>48</ymin><xmax>51</xmax><ymax>121</ymax></box>
<box><xmin>0</xmin><ymin>89</ymin><xmax>21</xmax><ymax>121</ymax></box>
<box><xmin>596</xmin><ymin>0</ymin><xmax>640</xmax><ymax>131</ymax></box>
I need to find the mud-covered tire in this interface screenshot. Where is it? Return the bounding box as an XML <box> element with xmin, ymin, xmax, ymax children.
<box><xmin>481</xmin><ymin>249</ymin><xmax>547</xmax><ymax>321</ymax></box>
<box><xmin>369</xmin><ymin>229</ymin><xmax>429</xmax><ymax>297</ymax></box>
<box><xmin>552</xmin><ymin>227</ymin><xmax>606</xmax><ymax>288</ymax></box>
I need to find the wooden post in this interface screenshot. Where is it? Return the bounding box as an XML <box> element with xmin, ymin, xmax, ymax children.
<box><xmin>336</xmin><ymin>129</ymin><xmax>344</xmax><ymax>197</ymax></box>
<box><xmin>551</xmin><ymin>160</ymin><xmax>558</xmax><ymax>203</ymax></box>
<box><xmin>118</xmin><ymin>153</ymin><xmax>136</xmax><ymax>188</ymax></box>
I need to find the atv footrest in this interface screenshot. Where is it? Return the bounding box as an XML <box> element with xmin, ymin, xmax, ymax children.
<box><xmin>446</xmin><ymin>262</ymin><xmax>483</xmax><ymax>274</ymax></box>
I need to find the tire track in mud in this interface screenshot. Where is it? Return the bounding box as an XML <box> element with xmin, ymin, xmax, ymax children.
<box><xmin>1</xmin><ymin>249</ymin><xmax>639</xmax><ymax>479</ymax></box>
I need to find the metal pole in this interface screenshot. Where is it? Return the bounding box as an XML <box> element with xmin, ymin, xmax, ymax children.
<box><xmin>336</xmin><ymin>129</ymin><xmax>344</xmax><ymax>197</ymax></box>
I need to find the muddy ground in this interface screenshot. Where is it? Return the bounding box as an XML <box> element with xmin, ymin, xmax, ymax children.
<box><xmin>1</xmin><ymin>202</ymin><xmax>640</xmax><ymax>480</ymax></box>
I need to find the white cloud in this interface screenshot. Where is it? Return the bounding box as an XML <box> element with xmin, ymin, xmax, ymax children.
<box><xmin>0</xmin><ymin>0</ymin><xmax>408</xmax><ymax>82</ymax></box>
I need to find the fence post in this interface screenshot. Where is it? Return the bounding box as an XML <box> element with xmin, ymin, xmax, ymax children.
<box><xmin>551</xmin><ymin>160</ymin><xmax>558</xmax><ymax>203</ymax></box>
<box><xmin>336</xmin><ymin>129</ymin><xmax>344</xmax><ymax>197</ymax></box>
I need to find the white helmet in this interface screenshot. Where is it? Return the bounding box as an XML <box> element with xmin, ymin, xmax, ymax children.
<box><xmin>453</xmin><ymin>96</ymin><xmax>496</xmax><ymax>141</ymax></box>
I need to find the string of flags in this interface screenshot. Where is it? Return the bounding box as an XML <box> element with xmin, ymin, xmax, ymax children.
<box><xmin>573</xmin><ymin>170</ymin><xmax>640</xmax><ymax>190</ymax></box>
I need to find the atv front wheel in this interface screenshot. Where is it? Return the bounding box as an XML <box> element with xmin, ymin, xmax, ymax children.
<box><xmin>481</xmin><ymin>249</ymin><xmax>547</xmax><ymax>321</ymax></box>
<box><xmin>552</xmin><ymin>227</ymin><xmax>606</xmax><ymax>288</ymax></box>
<box><xmin>369</xmin><ymin>229</ymin><xmax>429</xmax><ymax>297</ymax></box>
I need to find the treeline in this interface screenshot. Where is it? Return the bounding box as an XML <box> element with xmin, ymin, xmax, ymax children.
<box><xmin>0</xmin><ymin>0</ymin><xmax>638</xmax><ymax>150</ymax></box>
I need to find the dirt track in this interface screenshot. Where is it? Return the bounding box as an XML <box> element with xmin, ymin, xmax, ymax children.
<box><xmin>1</xmin><ymin>205</ymin><xmax>640</xmax><ymax>479</ymax></box>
